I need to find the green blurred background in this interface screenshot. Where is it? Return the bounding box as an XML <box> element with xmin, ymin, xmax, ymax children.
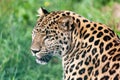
<box><xmin>0</xmin><ymin>0</ymin><xmax>120</xmax><ymax>80</ymax></box>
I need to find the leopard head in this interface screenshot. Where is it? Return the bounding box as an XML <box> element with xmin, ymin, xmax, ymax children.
<box><xmin>30</xmin><ymin>8</ymin><xmax>75</xmax><ymax>64</ymax></box>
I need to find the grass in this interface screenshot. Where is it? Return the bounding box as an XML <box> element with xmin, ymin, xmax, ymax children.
<box><xmin>0</xmin><ymin>0</ymin><xmax>120</xmax><ymax>80</ymax></box>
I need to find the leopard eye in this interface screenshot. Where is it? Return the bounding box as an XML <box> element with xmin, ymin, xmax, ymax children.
<box><xmin>44</xmin><ymin>34</ymin><xmax>53</xmax><ymax>41</ymax></box>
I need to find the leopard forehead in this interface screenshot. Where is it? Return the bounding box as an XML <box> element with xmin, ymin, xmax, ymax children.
<box><xmin>35</xmin><ymin>10</ymin><xmax>80</xmax><ymax>30</ymax></box>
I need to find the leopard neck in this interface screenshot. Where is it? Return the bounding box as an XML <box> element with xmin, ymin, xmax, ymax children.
<box><xmin>62</xmin><ymin>15</ymin><xmax>91</xmax><ymax>66</ymax></box>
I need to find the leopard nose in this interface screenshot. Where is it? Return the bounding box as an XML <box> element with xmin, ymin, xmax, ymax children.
<box><xmin>31</xmin><ymin>50</ymin><xmax>40</xmax><ymax>54</ymax></box>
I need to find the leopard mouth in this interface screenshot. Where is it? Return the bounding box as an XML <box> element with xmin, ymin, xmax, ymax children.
<box><xmin>35</xmin><ymin>54</ymin><xmax>52</xmax><ymax>65</ymax></box>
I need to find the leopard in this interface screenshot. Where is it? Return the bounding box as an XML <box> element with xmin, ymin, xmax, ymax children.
<box><xmin>30</xmin><ymin>7</ymin><xmax>120</xmax><ymax>80</ymax></box>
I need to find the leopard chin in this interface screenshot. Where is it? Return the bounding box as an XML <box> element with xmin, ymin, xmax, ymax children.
<box><xmin>36</xmin><ymin>54</ymin><xmax>52</xmax><ymax>65</ymax></box>
<box><xmin>36</xmin><ymin>59</ymin><xmax>47</xmax><ymax>65</ymax></box>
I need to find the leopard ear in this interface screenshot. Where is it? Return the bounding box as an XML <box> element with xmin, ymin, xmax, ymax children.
<box><xmin>58</xmin><ymin>16</ymin><xmax>75</xmax><ymax>31</ymax></box>
<box><xmin>37</xmin><ymin>7</ymin><xmax>49</xmax><ymax>17</ymax></box>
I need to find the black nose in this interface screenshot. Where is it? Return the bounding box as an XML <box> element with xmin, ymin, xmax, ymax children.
<box><xmin>31</xmin><ymin>50</ymin><xmax>40</xmax><ymax>54</ymax></box>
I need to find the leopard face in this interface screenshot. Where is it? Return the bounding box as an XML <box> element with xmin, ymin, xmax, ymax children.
<box><xmin>31</xmin><ymin>8</ymin><xmax>120</xmax><ymax>79</ymax></box>
<box><xmin>31</xmin><ymin>8</ymin><xmax>73</xmax><ymax>64</ymax></box>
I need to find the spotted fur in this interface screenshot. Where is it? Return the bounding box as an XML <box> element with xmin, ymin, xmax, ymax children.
<box><xmin>31</xmin><ymin>8</ymin><xmax>120</xmax><ymax>80</ymax></box>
